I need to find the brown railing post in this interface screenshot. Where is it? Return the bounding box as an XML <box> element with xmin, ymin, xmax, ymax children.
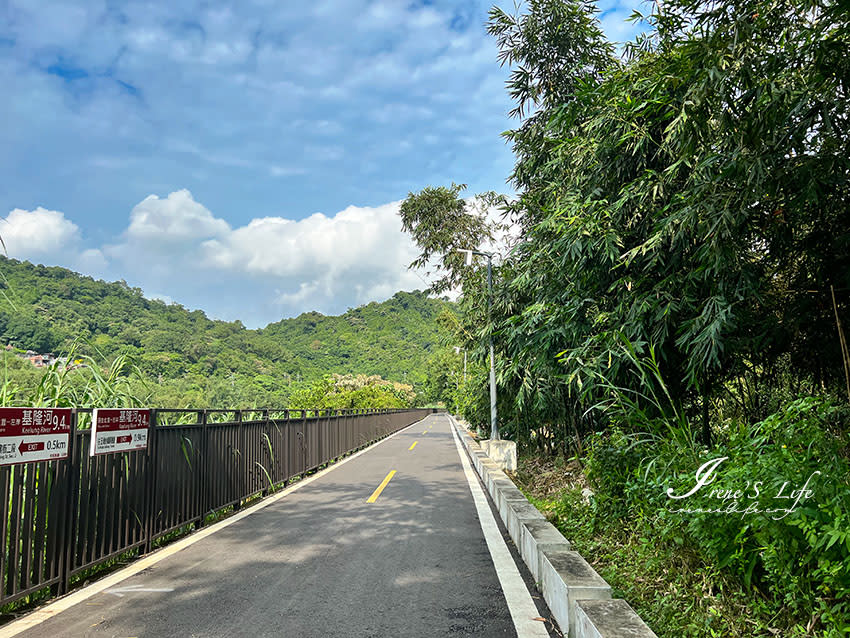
<box><xmin>197</xmin><ymin>409</ymin><xmax>208</xmax><ymax>526</ymax></box>
<box><xmin>301</xmin><ymin>409</ymin><xmax>308</xmax><ymax>475</ymax></box>
<box><xmin>236</xmin><ymin>410</ymin><xmax>245</xmax><ymax>508</ymax></box>
<box><xmin>57</xmin><ymin>409</ymin><xmax>79</xmax><ymax>596</ymax></box>
<box><xmin>142</xmin><ymin>409</ymin><xmax>158</xmax><ymax>554</ymax></box>
<box><xmin>317</xmin><ymin>409</ymin><xmax>324</xmax><ymax>469</ymax></box>
<box><xmin>282</xmin><ymin>409</ymin><xmax>290</xmax><ymax>487</ymax></box>
<box><xmin>262</xmin><ymin>409</ymin><xmax>270</xmax><ymax>495</ymax></box>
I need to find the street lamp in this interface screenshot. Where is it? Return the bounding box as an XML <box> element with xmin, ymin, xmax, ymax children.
<box><xmin>457</xmin><ymin>248</ymin><xmax>499</xmax><ymax>440</ymax></box>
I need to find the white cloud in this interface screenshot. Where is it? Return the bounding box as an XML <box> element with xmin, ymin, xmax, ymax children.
<box><xmin>77</xmin><ymin>248</ymin><xmax>108</xmax><ymax>273</ymax></box>
<box><xmin>205</xmin><ymin>201</ymin><xmax>411</xmax><ymax>276</ymax></box>
<box><xmin>85</xmin><ymin>190</ymin><xmax>427</xmax><ymax>325</ymax></box>
<box><xmin>277</xmin><ymin>282</ymin><xmax>320</xmax><ymax>307</ymax></box>
<box><xmin>1</xmin><ymin>207</ymin><xmax>81</xmax><ymax>258</ymax></box>
<box><xmin>125</xmin><ymin>189</ymin><xmax>230</xmax><ymax>243</ymax></box>
<box><xmin>200</xmin><ymin>199</ymin><xmax>423</xmax><ymax>308</ymax></box>
<box><xmin>1</xmin><ymin>190</ymin><xmax>514</xmax><ymax>327</ymax></box>
<box><xmin>146</xmin><ymin>292</ymin><xmax>173</xmax><ymax>304</ymax></box>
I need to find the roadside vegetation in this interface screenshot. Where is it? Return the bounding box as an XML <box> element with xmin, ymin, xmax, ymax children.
<box><xmin>287</xmin><ymin>373</ymin><xmax>416</xmax><ymax>410</ymax></box>
<box><xmin>403</xmin><ymin>0</ymin><xmax>850</xmax><ymax>635</ymax></box>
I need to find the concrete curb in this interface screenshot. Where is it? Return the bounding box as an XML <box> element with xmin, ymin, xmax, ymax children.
<box><xmin>450</xmin><ymin>416</ymin><xmax>658</xmax><ymax>638</ymax></box>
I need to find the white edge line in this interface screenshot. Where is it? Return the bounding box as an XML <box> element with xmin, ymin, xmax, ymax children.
<box><xmin>0</xmin><ymin>417</ymin><xmax>428</xmax><ymax>637</ymax></box>
<box><xmin>447</xmin><ymin>415</ymin><xmax>550</xmax><ymax>638</ymax></box>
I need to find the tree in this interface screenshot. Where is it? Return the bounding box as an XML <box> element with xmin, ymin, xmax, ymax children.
<box><xmin>287</xmin><ymin>374</ymin><xmax>415</xmax><ymax>410</ymax></box>
<box><xmin>404</xmin><ymin>0</ymin><xmax>848</xmax><ymax>449</ymax></box>
<box><xmin>479</xmin><ymin>0</ymin><xmax>850</xmax><ymax>444</ymax></box>
<box><xmin>399</xmin><ymin>184</ymin><xmax>500</xmax><ymax>293</ymax></box>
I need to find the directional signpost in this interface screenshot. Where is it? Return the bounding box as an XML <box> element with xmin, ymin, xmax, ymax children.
<box><xmin>0</xmin><ymin>407</ymin><xmax>73</xmax><ymax>466</ymax></box>
<box><xmin>90</xmin><ymin>408</ymin><xmax>151</xmax><ymax>456</ymax></box>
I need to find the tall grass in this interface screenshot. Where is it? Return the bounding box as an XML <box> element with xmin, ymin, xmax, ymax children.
<box><xmin>1</xmin><ymin>341</ymin><xmax>150</xmax><ymax>409</ymax></box>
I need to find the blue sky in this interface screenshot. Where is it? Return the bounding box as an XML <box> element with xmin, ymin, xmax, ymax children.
<box><xmin>2</xmin><ymin>0</ymin><xmax>645</xmax><ymax>328</ymax></box>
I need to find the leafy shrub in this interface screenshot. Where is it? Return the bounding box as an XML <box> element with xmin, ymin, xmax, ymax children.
<box><xmin>454</xmin><ymin>373</ymin><xmax>490</xmax><ymax>433</ymax></box>
<box><xmin>588</xmin><ymin>396</ymin><xmax>850</xmax><ymax>635</ymax></box>
<box><xmin>674</xmin><ymin>398</ymin><xmax>850</xmax><ymax>632</ymax></box>
<box><xmin>585</xmin><ymin>428</ymin><xmax>661</xmax><ymax>519</ymax></box>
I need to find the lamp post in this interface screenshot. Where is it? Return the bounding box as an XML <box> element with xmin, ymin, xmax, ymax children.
<box><xmin>458</xmin><ymin>249</ymin><xmax>499</xmax><ymax>440</ymax></box>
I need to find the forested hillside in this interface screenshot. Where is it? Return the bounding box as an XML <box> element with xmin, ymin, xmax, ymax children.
<box><xmin>0</xmin><ymin>257</ymin><xmax>451</xmax><ymax>406</ymax></box>
<box><xmin>261</xmin><ymin>292</ymin><xmax>446</xmax><ymax>385</ymax></box>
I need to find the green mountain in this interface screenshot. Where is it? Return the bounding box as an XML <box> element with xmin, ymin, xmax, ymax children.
<box><xmin>0</xmin><ymin>257</ymin><xmax>452</xmax><ymax>406</ymax></box>
<box><xmin>261</xmin><ymin>292</ymin><xmax>447</xmax><ymax>385</ymax></box>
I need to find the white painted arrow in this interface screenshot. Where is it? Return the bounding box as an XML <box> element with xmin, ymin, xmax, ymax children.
<box><xmin>104</xmin><ymin>584</ymin><xmax>174</xmax><ymax>597</ymax></box>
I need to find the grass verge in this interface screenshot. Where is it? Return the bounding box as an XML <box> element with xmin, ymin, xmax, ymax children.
<box><xmin>512</xmin><ymin>454</ymin><xmax>810</xmax><ymax>638</ymax></box>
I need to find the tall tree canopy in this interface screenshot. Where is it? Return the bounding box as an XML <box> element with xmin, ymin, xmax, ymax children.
<box><xmin>407</xmin><ymin>0</ymin><xmax>849</xmax><ymax>445</ymax></box>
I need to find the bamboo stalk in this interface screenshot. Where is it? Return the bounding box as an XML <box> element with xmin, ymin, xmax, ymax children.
<box><xmin>830</xmin><ymin>285</ymin><xmax>850</xmax><ymax>402</ymax></box>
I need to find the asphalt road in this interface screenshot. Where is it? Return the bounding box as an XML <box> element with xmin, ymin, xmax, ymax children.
<box><xmin>13</xmin><ymin>414</ymin><xmax>555</xmax><ymax>638</ymax></box>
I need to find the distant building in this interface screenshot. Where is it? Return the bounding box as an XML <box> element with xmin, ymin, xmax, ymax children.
<box><xmin>25</xmin><ymin>354</ymin><xmax>47</xmax><ymax>367</ymax></box>
<box><xmin>10</xmin><ymin>348</ymin><xmax>58</xmax><ymax>368</ymax></box>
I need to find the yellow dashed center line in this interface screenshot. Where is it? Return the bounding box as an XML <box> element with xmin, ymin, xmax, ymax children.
<box><xmin>367</xmin><ymin>470</ymin><xmax>396</xmax><ymax>503</ymax></box>
<box><xmin>408</xmin><ymin>441</ymin><xmax>418</xmax><ymax>451</ymax></box>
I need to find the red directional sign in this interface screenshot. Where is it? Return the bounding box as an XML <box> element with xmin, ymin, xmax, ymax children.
<box><xmin>0</xmin><ymin>407</ymin><xmax>72</xmax><ymax>467</ymax></box>
<box><xmin>90</xmin><ymin>409</ymin><xmax>150</xmax><ymax>456</ymax></box>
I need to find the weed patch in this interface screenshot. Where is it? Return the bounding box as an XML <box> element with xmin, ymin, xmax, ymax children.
<box><xmin>513</xmin><ymin>454</ymin><xmax>841</xmax><ymax>637</ymax></box>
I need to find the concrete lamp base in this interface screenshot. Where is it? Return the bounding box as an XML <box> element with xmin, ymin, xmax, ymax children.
<box><xmin>480</xmin><ymin>439</ymin><xmax>517</xmax><ymax>472</ymax></box>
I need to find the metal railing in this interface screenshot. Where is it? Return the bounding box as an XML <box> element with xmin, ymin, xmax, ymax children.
<box><xmin>0</xmin><ymin>407</ymin><xmax>431</xmax><ymax>608</ymax></box>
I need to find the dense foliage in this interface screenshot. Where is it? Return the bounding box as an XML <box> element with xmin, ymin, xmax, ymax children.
<box><xmin>475</xmin><ymin>0</ymin><xmax>850</xmax><ymax>444</ymax></box>
<box><xmin>403</xmin><ymin>0</ymin><xmax>849</xmax><ymax>634</ymax></box>
<box><xmin>0</xmin><ymin>257</ymin><xmax>451</xmax><ymax>407</ymax></box>
<box><xmin>580</xmin><ymin>354</ymin><xmax>850</xmax><ymax>636</ymax></box>
<box><xmin>288</xmin><ymin>374</ymin><xmax>416</xmax><ymax>410</ymax></box>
